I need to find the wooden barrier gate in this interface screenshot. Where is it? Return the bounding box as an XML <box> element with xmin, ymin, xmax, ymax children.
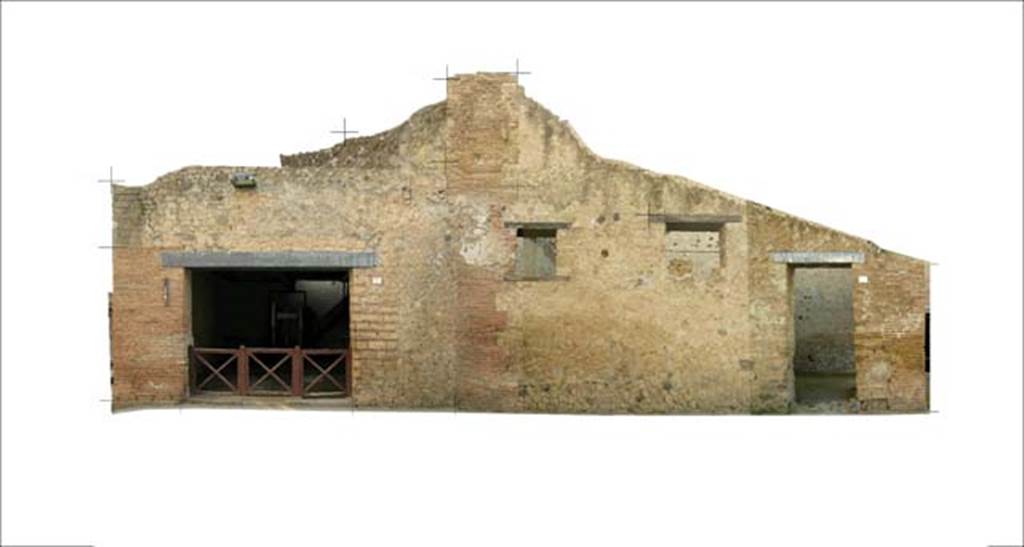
<box><xmin>190</xmin><ymin>346</ymin><xmax>351</xmax><ymax>398</ymax></box>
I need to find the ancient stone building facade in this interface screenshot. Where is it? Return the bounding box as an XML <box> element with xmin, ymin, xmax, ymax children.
<box><xmin>110</xmin><ymin>73</ymin><xmax>930</xmax><ymax>414</ymax></box>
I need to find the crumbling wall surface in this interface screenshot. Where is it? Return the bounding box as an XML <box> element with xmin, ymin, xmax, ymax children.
<box><xmin>279</xmin><ymin>102</ymin><xmax>446</xmax><ymax>169</ymax></box>
<box><xmin>745</xmin><ymin>203</ymin><xmax>929</xmax><ymax>413</ymax></box>
<box><xmin>111</xmin><ymin>164</ymin><xmax>458</xmax><ymax>410</ymax></box>
<box><xmin>442</xmin><ymin>73</ymin><xmax>755</xmax><ymax>413</ymax></box>
<box><xmin>495</xmin><ymin>167</ymin><xmax>754</xmax><ymax>413</ymax></box>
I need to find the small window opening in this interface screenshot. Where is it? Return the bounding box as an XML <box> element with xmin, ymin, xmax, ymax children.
<box><xmin>230</xmin><ymin>172</ymin><xmax>257</xmax><ymax>189</ymax></box>
<box><xmin>514</xmin><ymin>228</ymin><xmax>557</xmax><ymax>279</ymax></box>
<box><xmin>665</xmin><ymin>223</ymin><xmax>722</xmax><ymax>275</ymax></box>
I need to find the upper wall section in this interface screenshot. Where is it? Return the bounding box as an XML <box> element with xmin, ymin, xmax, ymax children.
<box><xmin>120</xmin><ymin>71</ymin><xmax>926</xmax><ymax>265</ymax></box>
<box><xmin>111</xmin><ymin>165</ymin><xmax>444</xmax><ymax>249</ymax></box>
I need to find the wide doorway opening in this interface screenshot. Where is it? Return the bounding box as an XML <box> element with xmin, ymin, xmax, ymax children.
<box><xmin>189</xmin><ymin>269</ymin><xmax>350</xmax><ymax>398</ymax></box>
<box><xmin>791</xmin><ymin>265</ymin><xmax>856</xmax><ymax>412</ymax></box>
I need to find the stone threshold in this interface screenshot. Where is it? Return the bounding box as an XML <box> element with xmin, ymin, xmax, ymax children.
<box><xmin>183</xmin><ymin>394</ymin><xmax>353</xmax><ymax>410</ymax></box>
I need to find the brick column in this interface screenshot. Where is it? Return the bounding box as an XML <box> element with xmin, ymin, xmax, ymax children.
<box><xmin>110</xmin><ymin>247</ymin><xmax>189</xmax><ymax>409</ymax></box>
<box><xmin>348</xmin><ymin>268</ymin><xmax>399</xmax><ymax>406</ymax></box>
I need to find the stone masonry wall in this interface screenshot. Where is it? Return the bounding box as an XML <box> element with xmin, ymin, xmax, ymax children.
<box><xmin>111</xmin><ymin>72</ymin><xmax>929</xmax><ymax>413</ymax></box>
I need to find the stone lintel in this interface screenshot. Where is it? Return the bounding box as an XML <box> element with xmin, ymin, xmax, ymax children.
<box><xmin>503</xmin><ymin>221</ymin><xmax>572</xmax><ymax>230</ymax></box>
<box><xmin>770</xmin><ymin>251</ymin><xmax>864</xmax><ymax>264</ymax></box>
<box><xmin>160</xmin><ymin>251</ymin><xmax>378</xmax><ymax>269</ymax></box>
<box><xmin>654</xmin><ymin>214</ymin><xmax>743</xmax><ymax>225</ymax></box>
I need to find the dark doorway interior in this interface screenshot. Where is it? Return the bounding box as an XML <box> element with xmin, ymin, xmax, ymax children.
<box><xmin>191</xmin><ymin>269</ymin><xmax>349</xmax><ymax>349</ymax></box>
<box><xmin>792</xmin><ymin>265</ymin><xmax>856</xmax><ymax>412</ymax></box>
<box><xmin>189</xmin><ymin>270</ymin><xmax>350</xmax><ymax>396</ymax></box>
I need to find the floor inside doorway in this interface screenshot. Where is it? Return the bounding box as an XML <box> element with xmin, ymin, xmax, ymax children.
<box><xmin>184</xmin><ymin>394</ymin><xmax>352</xmax><ymax>411</ymax></box>
<box><xmin>792</xmin><ymin>372</ymin><xmax>859</xmax><ymax>414</ymax></box>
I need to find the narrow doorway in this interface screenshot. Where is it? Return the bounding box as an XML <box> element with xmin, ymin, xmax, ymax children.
<box><xmin>791</xmin><ymin>265</ymin><xmax>856</xmax><ymax>412</ymax></box>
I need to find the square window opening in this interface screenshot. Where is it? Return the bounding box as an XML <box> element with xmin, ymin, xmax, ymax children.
<box><xmin>665</xmin><ymin>223</ymin><xmax>723</xmax><ymax>274</ymax></box>
<box><xmin>514</xmin><ymin>228</ymin><xmax>558</xmax><ymax>279</ymax></box>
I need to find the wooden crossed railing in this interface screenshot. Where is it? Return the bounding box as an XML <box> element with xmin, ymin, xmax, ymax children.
<box><xmin>190</xmin><ymin>346</ymin><xmax>350</xmax><ymax>397</ymax></box>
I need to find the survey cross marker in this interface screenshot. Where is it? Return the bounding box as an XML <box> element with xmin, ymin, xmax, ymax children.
<box><xmin>633</xmin><ymin>198</ymin><xmax>655</xmax><ymax>233</ymax></box>
<box><xmin>511</xmin><ymin>58</ymin><xmax>531</xmax><ymax>83</ymax></box>
<box><xmin>428</xmin><ymin>149</ymin><xmax>457</xmax><ymax>168</ymax></box>
<box><xmin>98</xmin><ymin>165</ymin><xmax>128</xmax><ymax>249</ymax></box>
<box><xmin>431</xmin><ymin>64</ymin><xmax>459</xmax><ymax>191</ymax></box>
<box><xmin>330</xmin><ymin>117</ymin><xmax>358</xmax><ymax>143</ymax></box>
<box><xmin>97</xmin><ymin>166</ymin><xmax>124</xmax><ymax>184</ymax></box>
<box><xmin>428</xmin><ymin>144</ymin><xmax>458</xmax><ymax>187</ymax></box>
<box><xmin>432</xmin><ymin>64</ymin><xmax>456</xmax><ymax>83</ymax></box>
<box><xmin>433</xmin><ymin>64</ymin><xmax>457</xmax><ymax>101</ymax></box>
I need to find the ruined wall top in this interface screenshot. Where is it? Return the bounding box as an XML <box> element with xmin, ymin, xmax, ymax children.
<box><xmin>279</xmin><ymin>101</ymin><xmax>447</xmax><ymax>169</ymax></box>
<box><xmin>278</xmin><ymin>73</ymin><xmax>583</xmax><ymax>173</ymax></box>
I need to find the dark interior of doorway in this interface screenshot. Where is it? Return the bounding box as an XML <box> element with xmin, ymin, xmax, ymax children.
<box><xmin>190</xmin><ymin>269</ymin><xmax>350</xmax><ymax>394</ymax></box>
<box><xmin>191</xmin><ymin>269</ymin><xmax>349</xmax><ymax>349</ymax></box>
<box><xmin>792</xmin><ymin>265</ymin><xmax>856</xmax><ymax>413</ymax></box>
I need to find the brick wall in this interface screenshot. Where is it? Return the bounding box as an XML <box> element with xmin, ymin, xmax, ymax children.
<box><xmin>110</xmin><ymin>247</ymin><xmax>188</xmax><ymax>409</ymax></box>
<box><xmin>446</xmin><ymin>76</ymin><xmax>520</xmax><ymax>410</ymax></box>
<box><xmin>855</xmin><ymin>252</ymin><xmax>929</xmax><ymax>411</ymax></box>
<box><xmin>348</xmin><ymin>268</ymin><xmax>401</xmax><ymax>407</ymax></box>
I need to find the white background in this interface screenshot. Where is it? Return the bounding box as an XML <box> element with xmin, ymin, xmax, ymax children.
<box><xmin>2</xmin><ymin>3</ymin><xmax>1021</xmax><ymax>546</ymax></box>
